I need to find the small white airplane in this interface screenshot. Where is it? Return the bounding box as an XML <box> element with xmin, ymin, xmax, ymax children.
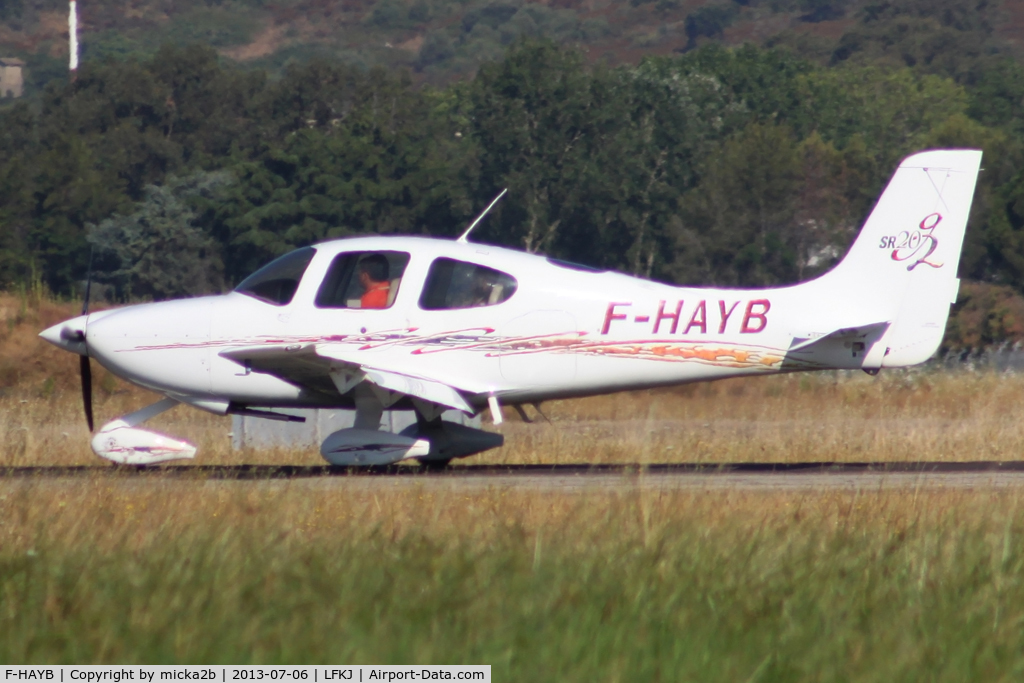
<box><xmin>41</xmin><ymin>149</ymin><xmax>981</xmax><ymax>467</ymax></box>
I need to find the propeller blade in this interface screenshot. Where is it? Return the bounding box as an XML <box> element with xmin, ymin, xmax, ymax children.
<box><xmin>80</xmin><ymin>354</ymin><xmax>94</xmax><ymax>432</ymax></box>
<box><xmin>82</xmin><ymin>247</ymin><xmax>93</xmax><ymax>316</ymax></box>
<box><xmin>80</xmin><ymin>246</ymin><xmax>94</xmax><ymax>431</ymax></box>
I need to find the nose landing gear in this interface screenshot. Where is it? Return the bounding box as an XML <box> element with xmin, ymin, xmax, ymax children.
<box><xmin>91</xmin><ymin>398</ymin><xmax>197</xmax><ymax>465</ymax></box>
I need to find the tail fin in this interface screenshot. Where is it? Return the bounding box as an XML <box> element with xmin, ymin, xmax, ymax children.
<box><xmin>811</xmin><ymin>149</ymin><xmax>982</xmax><ymax>367</ymax></box>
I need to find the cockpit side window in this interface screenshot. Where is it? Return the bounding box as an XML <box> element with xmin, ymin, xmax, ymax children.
<box><xmin>419</xmin><ymin>258</ymin><xmax>518</xmax><ymax>310</ymax></box>
<box><xmin>315</xmin><ymin>251</ymin><xmax>410</xmax><ymax>309</ymax></box>
<box><xmin>235</xmin><ymin>247</ymin><xmax>316</xmax><ymax>306</ymax></box>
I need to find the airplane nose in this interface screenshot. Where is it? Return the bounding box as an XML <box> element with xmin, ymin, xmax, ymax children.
<box><xmin>39</xmin><ymin>321</ymin><xmax>63</xmax><ymax>346</ymax></box>
<box><xmin>39</xmin><ymin>315</ymin><xmax>89</xmax><ymax>356</ymax></box>
<box><xmin>82</xmin><ymin>298</ymin><xmax>216</xmax><ymax>395</ymax></box>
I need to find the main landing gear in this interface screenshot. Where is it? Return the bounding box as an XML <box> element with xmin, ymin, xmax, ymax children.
<box><xmin>90</xmin><ymin>388</ymin><xmax>504</xmax><ymax>467</ymax></box>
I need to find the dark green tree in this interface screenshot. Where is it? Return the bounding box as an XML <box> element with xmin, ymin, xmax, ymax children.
<box><xmin>87</xmin><ymin>172</ymin><xmax>231</xmax><ymax>300</ymax></box>
<box><xmin>469</xmin><ymin>41</ymin><xmax>609</xmax><ymax>256</ymax></box>
<box><xmin>594</xmin><ymin>56</ymin><xmax>745</xmax><ymax>278</ymax></box>
<box><xmin>675</xmin><ymin>123</ymin><xmax>802</xmax><ymax>286</ymax></box>
<box><xmin>216</xmin><ymin>68</ymin><xmax>470</xmax><ymax>283</ymax></box>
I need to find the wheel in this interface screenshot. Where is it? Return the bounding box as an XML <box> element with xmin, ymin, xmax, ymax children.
<box><xmin>417</xmin><ymin>458</ymin><xmax>452</xmax><ymax>471</ymax></box>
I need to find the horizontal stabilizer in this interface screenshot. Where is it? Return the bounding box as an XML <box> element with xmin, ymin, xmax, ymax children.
<box><xmin>789</xmin><ymin>322</ymin><xmax>891</xmax><ymax>352</ymax></box>
<box><xmin>787</xmin><ymin>321</ymin><xmax>891</xmax><ymax>370</ymax></box>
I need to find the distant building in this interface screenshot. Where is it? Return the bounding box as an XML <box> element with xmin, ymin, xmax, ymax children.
<box><xmin>0</xmin><ymin>58</ymin><xmax>25</xmax><ymax>99</ymax></box>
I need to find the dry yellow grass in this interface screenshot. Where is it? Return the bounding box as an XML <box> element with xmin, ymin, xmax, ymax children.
<box><xmin>5</xmin><ymin>369</ymin><xmax>1024</xmax><ymax>467</ymax></box>
<box><xmin>0</xmin><ymin>472</ymin><xmax>1013</xmax><ymax>556</ymax></box>
<box><xmin>487</xmin><ymin>370</ymin><xmax>1024</xmax><ymax>465</ymax></box>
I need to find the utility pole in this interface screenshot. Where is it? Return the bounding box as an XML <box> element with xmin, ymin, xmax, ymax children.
<box><xmin>69</xmin><ymin>0</ymin><xmax>78</xmax><ymax>79</ymax></box>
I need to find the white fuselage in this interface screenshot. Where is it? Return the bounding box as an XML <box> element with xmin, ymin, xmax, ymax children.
<box><xmin>69</xmin><ymin>235</ymin><xmax>882</xmax><ymax>412</ymax></box>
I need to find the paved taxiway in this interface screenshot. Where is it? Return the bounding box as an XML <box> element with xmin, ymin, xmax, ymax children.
<box><xmin>4</xmin><ymin>462</ymin><xmax>1024</xmax><ymax>492</ymax></box>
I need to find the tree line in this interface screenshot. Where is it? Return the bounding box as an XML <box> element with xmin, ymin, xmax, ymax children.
<box><xmin>2</xmin><ymin>35</ymin><xmax>1024</xmax><ymax>304</ymax></box>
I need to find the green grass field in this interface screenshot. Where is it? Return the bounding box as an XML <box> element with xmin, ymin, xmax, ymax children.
<box><xmin>4</xmin><ymin>479</ymin><xmax>1024</xmax><ymax>679</ymax></box>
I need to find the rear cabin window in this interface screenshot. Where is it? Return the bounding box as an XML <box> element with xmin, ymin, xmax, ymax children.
<box><xmin>419</xmin><ymin>258</ymin><xmax>518</xmax><ymax>310</ymax></box>
<box><xmin>235</xmin><ymin>247</ymin><xmax>316</xmax><ymax>306</ymax></box>
<box><xmin>315</xmin><ymin>251</ymin><xmax>410</xmax><ymax>309</ymax></box>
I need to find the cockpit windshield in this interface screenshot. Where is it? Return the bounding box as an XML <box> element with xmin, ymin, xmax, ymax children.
<box><xmin>235</xmin><ymin>247</ymin><xmax>316</xmax><ymax>306</ymax></box>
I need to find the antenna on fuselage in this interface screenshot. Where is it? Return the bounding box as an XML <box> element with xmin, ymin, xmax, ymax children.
<box><xmin>457</xmin><ymin>188</ymin><xmax>507</xmax><ymax>243</ymax></box>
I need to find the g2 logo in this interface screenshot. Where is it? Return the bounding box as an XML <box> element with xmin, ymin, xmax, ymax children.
<box><xmin>878</xmin><ymin>213</ymin><xmax>943</xmax><ymax>271</ymax></box>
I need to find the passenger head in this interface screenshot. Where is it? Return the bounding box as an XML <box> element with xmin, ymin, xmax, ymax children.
<box><xmin>358</xmin><ymin>254</ymin><xmax>390</xmax><ymax>284</ymax></box>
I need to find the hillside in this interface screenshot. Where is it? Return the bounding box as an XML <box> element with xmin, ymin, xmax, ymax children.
<box><xmin>2</xmin><ymin>0</ymin><xmax>1022</xmax><ymax>91</ymax></box>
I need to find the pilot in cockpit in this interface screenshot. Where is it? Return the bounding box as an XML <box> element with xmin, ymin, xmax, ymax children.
<box><xmin>357</xmin><ymin>254</ymin><xmax>391</xmax><ymax>309</ymax></box>
<box><xmin>468</xmin><ymin>271</ymin><xmax>495</xmax><ymax>307</ymax></box>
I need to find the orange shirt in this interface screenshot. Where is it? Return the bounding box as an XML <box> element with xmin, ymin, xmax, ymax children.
<box><xmin>360</xmin><ymin>281</ymin><xmax>390</xmax><ymax>309</ymax></box>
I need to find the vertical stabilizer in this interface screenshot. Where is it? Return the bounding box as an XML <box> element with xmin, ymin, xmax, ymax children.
<box><xmin>810</xmin><ymin>149</ymin><xmax>982</xmax><ymax>366</ymax></box>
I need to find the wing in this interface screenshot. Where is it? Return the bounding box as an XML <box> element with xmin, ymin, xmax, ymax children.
<box><xmin>220</xmin><ymin>343</ymin><xmax>339</xmax><ymax>396</ymax></box>
<box><xmin>219</xmin><ymin>343</ymin><xmax>480</xmax><ymax>414</ymax></box>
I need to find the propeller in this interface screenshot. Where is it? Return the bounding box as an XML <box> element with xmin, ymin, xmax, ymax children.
<box><xmin>80</xmin><ymin>249</ymin><xmax>94</xmax><ymax>432</ymax></box>
<box><xmin>80</xmin><ymin>354</ymin><xmax>93</xmax><ymax>432</ymax></box>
